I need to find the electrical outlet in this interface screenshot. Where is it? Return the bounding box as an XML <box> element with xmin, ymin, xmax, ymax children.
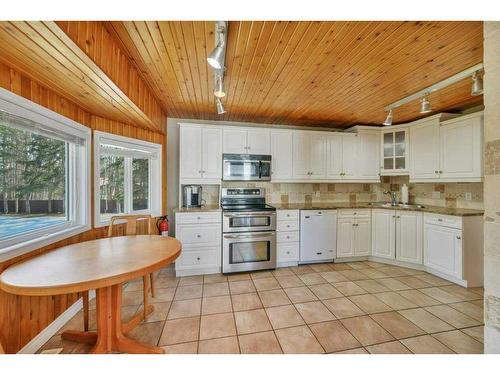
<box><xmin>432</xmin><ymin>191</ymin><xmax>441</xmax><ymax>199</ymax></box>
<box><xmin>315</xmin><ymin>191</ymin><xmax>320</xmax><ymax>198</ymax></box>
<box><xmin>465</xmin><ymin>192</ymin><xmax>472</xmax><ymax>201</ymax></box>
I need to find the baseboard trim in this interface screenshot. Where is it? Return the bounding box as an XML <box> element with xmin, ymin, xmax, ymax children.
<box><xmin>19</xmin><ymin>290</ymin><xmax>95</xmax><ymax>354</ymax></box>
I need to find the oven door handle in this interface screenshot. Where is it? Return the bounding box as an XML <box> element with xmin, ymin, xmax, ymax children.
<box><xmin>224</xmin><ymin>212</ymin><xmax>276</xmax><ymax>218</ymax></box>
<box><xmin>224</xmin><ymin>233</ymin><xmax>274</xmax><ymax>240</ymax></box>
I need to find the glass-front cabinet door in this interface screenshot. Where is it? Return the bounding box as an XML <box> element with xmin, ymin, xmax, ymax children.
<box><xmin>381</xmin><ymin>128</ymin><xmax>409</xmax><ymax>175</ymax></box>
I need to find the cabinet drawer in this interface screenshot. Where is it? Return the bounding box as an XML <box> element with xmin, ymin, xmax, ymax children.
<box><xmin>176</xmin><ymin>248</ymin><xmax>220</xmax><ymax>267</ymax></box>
<box><xmin>277</xmin><ymin>231</ymin><xmax>299</xmax><ymax>243</ymax></box>
<box><xmin>424</xmin><ymin>213</ymin><xmax>462</xmax><ymax>229</ymax></box>
<box><xmin>277</xmin><ymin>221</ymin><xmax>299</xmax><ymax>232</ymax></box>
<box><xmin>338</xmin><ymin>209</ymin><xmax>371</xmax><ymax>218</ymax></box>
<box><xmin>277</xmin><ymin>242</ymin><xmax>299</xmax><ymax>262</ymax></box>
<box><xmin>175</xmin><ymin>211</ymin><xmax>221</xmax><ymax>224</ymax></box>
<box><xmin>277</xmin><ymin>210</ymin><xmax>299</xmax><ymax>222</ymax></box>
<box><xmin>176</xmin><ymin>224</ymin><xmax>221</xmax><ymax>245</ymax></box>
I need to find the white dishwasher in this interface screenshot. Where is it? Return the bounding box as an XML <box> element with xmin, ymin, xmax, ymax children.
<box><xmin>300</xmin><ymin>210</ymin><xmax>337</xmax><ymax>263</ymax></box>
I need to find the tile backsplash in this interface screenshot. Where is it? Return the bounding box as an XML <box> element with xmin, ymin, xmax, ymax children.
<box><xmin>197</xmin><ymin>177</ymin><xmax>483</xmax><ymax>210</ymax></box>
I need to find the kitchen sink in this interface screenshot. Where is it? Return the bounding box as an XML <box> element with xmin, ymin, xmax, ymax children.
<box><xmin>369</xmin><ymin>202</ymin><xmax>425</xmax><ymax>209</ymax></box>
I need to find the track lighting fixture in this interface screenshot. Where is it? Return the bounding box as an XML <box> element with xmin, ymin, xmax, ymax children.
<box><xmin>207</xmin><ymin>40</ymin><xmax>225</xmax><ymax>70</ymax></box>
<box><xmin>214</xmin><ymin>75</ymin><xmax>226</xmax><ymax>98</ymax></box>
<box><xmin>383</xmin><ymin>109</ymin><xmax>393</xmax><ymax>126</ymax></box>
<box><xmin>471</xmin><ymin>71</ymin><xmax>484</xmax><ymax>96</ymax></box>
<box><xmin>216</xmin><ymin>97</ymin><xmax>226</xmax><ymax>115</ymax></box>
<box><xmin>420</xmin><ymin>95</ymin><xmax>431</xmax><ymax>114</ymax></box>
<box><xmin>382</xmin><ymin>63</ymin><xmax>483</xmax><ymax>124</ymax></box>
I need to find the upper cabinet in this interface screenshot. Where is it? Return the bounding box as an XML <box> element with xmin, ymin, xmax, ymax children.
<box><xmin>380</xmin><ymin>128</ymin><xmax>409</xmax><ymax>175</ymax></box>
<box><xmin>326</xmin><ymin>133</ymin><xmax>358</xmax><ymax>180</ymax></box>
<box><xmin>270</xmin><ymin>130</ymin><xmax>293</xmax><ymax>180</ymax></box>
<box><xmin>356</xmin><ymin>130</ymin><xmax>380</xmax><ymax>181</ymax></box>
<box><xmin>179</xmin><ymin>124</ymin><xmax>222</xmax><ymax>183</ymax></box>
<box><xmin>223</xmin><ymin>128</ymin><xmax>270</xmax><ymax>155</ymax></box>
<box><xmin>292</xmin><ymin>131</ymin><xmax>326</xmax><ymax>179</ymax></box>
<box><xmin>410</xmin><ymin>112</ymin><xmax>483</xmax><ymax>182</ymax></box>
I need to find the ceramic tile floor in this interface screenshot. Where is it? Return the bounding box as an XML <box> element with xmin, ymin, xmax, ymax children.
<box><xmin>38</xmin><ymin>261</ymin><xmax>485</xmax><ymax>354</ymax></box>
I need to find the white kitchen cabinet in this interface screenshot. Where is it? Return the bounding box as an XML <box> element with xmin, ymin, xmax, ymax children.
<box><xmin>270</xmin><ymin>130</ymin><xmax>293</xmax><ymax>180</ymax></box>
<box><xmin>440</xmin><ymin>114</ymin><xmax>482</xmax><ymax>180</ymax></box>
<box><xmin>396</xmin><ymin>210</ymin><xmax>423</xmax><ymax>264</ymax></box>
<box><xmin>292</xmin><ymin>132</ymin><xmax>326</xmax><ymax>179</ymax></box>
<box><xmin>356</xmin><ymin>131</ymin><xmax>380</xmax><ymax>181</ymax></box>
<box><xmin>223</xmin><ymin>127</ymin><xmax>270</xmax><ymax>155</ymax></box>
<box><xmin>175</xmin><ymin>211</ymin><xmax>222</xmax><ymax>276</ymax></box>
<box><xmin>381</xmin><ymin>128</ymin><xmax>409</xmax><ymax>175</ymax></box>
<box><xmin>423</xmin><ymin>213</ymin><xmax>483</xmax><ymax>287</ymax></box>
<box><xmin>372</xmin><ymin>209</ymin><xmax>423</xmax><ymax>264</ymax></box>
<box><xmin>337</xmin><ymin>217</ymin><xmax>355</xmax><ymax>257</ymax></box>
<box><xmin>410</xmin><ymin>118</ymin><xmax>440</xmax><ymax>180</ymax></box>
<box><xmin>222</xmin><ymin>128</ymin><xmax>247</xmax><ymax>154</ymax></box>
<box><xmin>179</xmin><ymin>124</ymin><xmax>222</xmax><ymax>183</ymax></box>
<box><xmin>276</xmin><ymin>209</ymin><xmax>300</xmax><ymax>267</ymax></box>
<box><xmin>326</xmin><ymin>133</ymin><xmax>358</xmax><ymax>180</ymax></box>
<box><xmin>371</xmin><ymin>209</ymin><xmax>396</xmax><ymax>259</ymax></box>
<box><xmin>336</xmin><ymin>209</ymin><xmax>371</xmax><ymax>258</ymax></box>
<box><xmin>424</xmin><ymin>223</ymin><xmax>462</xmax><ymax>279</ymax></box>
<box><xmin>409</xmin><ymin>112</ymin><xmax>482</xmax><ymax>183</ymax></box>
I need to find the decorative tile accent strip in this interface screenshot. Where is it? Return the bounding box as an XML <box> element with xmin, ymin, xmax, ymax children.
<box><xmin>485</xmin><ymin>294</ymin><xmax>500</xmax><ymax>330</ymax></box>
<box><xmin>485</xmin><ymin>140</ymin><xmax>500</xmax><ymax>175</ymax></box>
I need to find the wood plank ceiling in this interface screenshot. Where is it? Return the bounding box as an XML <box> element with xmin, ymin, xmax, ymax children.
<box><xmin>107</xmin><ymin>21</ymin><xmax>483</xmax><ymax>127</ymax></box>
<box><xmin>0</xmin><ymin>21</ymin><xmax>165</xmax><ymax>132</ymax></box>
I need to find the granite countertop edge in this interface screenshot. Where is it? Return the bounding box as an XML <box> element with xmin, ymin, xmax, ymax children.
<box><xmin>270</xmin><ymin>202</ymin><xmax>484</xmax><ymax>217</ymax></box>
<box><xmin>173</xmin><ymin>203</ymin><xmax>483</xmax><ymax>217</ymax></box>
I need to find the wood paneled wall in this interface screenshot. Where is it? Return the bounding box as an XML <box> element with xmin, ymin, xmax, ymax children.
<box><xmin>0</xmin><ymin>58</ymin><xmax>167</xmax><ymax>353</ymax></box>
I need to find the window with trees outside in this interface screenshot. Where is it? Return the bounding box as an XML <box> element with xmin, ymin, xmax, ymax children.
<box><xmin>0</xmin><ymin>88</ymin><xmax>91</xmax><ymax>258</ymax></box>
<box><xmin>94</xmin><ymin>131</ymin><xmax>162</xmax><ymax>227</ymax></box>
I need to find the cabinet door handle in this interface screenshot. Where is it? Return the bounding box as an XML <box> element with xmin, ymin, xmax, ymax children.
<box><xmin>457</xmin><ymin>236</ymin><xmax>461</xmax><ymax>240</ymax></box>
<box><xmin>197</xmin><ymin>216</ymin><xmax>201</xmax><ymax>220</ymax></box>
<box><xmin>435</xmin><ymin>170</ymin><xmax>439</xmax><ymax>174</ymax></box>
<box><xmin>439</xmin><ymin>170</ymin><xmax>443</xmax><ymax>174</ymax></box>
<box><xmin>286</xmin><ymin>236</ymin><xmax>290</xmax><ymax>239</ymax></box>
<box><xmin>286</xmin><ymin>251</ymin><xmax>290</xmax><ymax>255</ymax></box>
<box><xmin>316</xmin><ymin>252</ymin><xmax>322</xmax><ymax>255</ymax></box>
<box><xmin>196</xmin><ymin>234</ymin><xmax>201</xmax><ymax>238</ymax></box>
<box><xmin>197</xmin><ymin>257</ymin><xmax>201</xmax><ymax>261</ymax></box>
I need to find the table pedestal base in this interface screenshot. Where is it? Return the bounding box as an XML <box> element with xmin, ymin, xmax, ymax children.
<box><xmin>62</xmin><ymin>284</ymin><xmax>164</xmax><ymax>354</ymax></box>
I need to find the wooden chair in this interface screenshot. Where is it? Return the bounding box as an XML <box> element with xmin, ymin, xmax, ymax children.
<box><xmin>0</xmin><ymin>341</ymin><xmax>5</xmax><ymax>354</ymax></box>
<box><xmin>82</xmin><ymin>215</ymin><xmax>156</xmax><ymax>331</ymax></box>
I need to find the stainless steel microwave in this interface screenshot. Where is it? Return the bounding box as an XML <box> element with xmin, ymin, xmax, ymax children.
<box><xmin>222</xmin><ymin>154</ymin><xmax>271</xmax><ymax>181</ymax></box>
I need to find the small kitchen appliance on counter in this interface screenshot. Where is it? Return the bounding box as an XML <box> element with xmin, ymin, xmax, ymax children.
<box><xmin>182</xmin><ymin>185</ymin><xmax>203</xmax><ymax>208</ymax></box>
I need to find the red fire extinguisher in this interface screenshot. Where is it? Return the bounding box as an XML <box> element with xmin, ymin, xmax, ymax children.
<box><xmin>156</xmin><ymin>216</ymin><xmax>169</xmax><ymax>237</ymax></box>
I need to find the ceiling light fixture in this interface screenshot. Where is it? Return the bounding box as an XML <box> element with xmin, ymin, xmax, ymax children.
<box><xmin>214</xmin><ymin>74</ymin><xmax>225</xmax><ymax>98</ymax></box>
<box><xmin>383</xmin><ymin>109</ymin><xmax>393</xmax><ymax>126</ymax></box>
<box><xmin>420</xmin><ymin>95</ymin><xmax>432</xmax><ymax>114</ymax></box>
<box><xmin>216</xmin><ymin>98</ymin><xmax>226</xmax><ymax>115</ymax></box>
<box><xmin>383</xmin><ymin>63</ymin><xmax>484</xmax><ymax>121</ymax></box>
<box><xmin>471</xmin><ymin>71</ymin><xmax>484</xmax><ymax>96</ymax></box>
<box><xmin>207</xmin><ymin>40</ymin><xmax>225</xmax><ymax>70</ymax></box>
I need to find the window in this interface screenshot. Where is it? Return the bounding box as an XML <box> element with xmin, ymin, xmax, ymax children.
<box><xmin>94</xmin><ymin>131</ymin><xmax>162</xmax><ymax>227</ymax></box>
<box><xmin>0</xmin><ymin>88</ymin><xmax>91</xmax><ymax>259</ymax></box>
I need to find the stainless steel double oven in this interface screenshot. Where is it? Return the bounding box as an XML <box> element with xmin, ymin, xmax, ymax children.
<box><xmin>221</xmin><ymin>188</ymin><xmax>276</xmax><ymax>273</ymax></box>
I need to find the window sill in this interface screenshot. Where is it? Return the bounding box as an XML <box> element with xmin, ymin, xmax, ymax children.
<box><xmin>0</xmin><ymin>224</ymin><xmax>91</xmax><ymax>263</ymax></box>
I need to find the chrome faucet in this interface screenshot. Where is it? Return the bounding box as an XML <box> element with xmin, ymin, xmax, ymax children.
<box><xmin>384</xmin><ymin>191</ymin><xmax>398</xmax><ymax>206</ymax></box>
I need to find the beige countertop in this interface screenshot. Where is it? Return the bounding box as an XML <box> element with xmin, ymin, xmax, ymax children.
<box><xmin>271</xmin><ymin>202</ymin><xmax>484</xmax><ymax>217</ymax></box>
<box><xmin>173</xmin><ymin>202</ymin><xmax>483</xmax><ymax>217</ymax></box>
<box><xmin>174</xmin><ymin>205</ymin><xmax>221</xmax><ymax>213</ymax></box>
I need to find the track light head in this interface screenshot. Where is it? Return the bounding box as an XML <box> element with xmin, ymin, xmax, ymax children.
<box><xmin>216</xmin><ymin>97</ymin><xmax>226</xmax><ymax>115</ymax></box>
<box><xmin>420</xmin><ymin>95</ymin><xmax>432</xmax><ymax>114</ymax></box>
<box><xmin>214</xmin><ymin>74</ymin><xmax>226</xmax><ymax>98</ymax></box>
<box><xmin>383</xmin><ymin>109</ymin><xmax>393</xmax><ymax>126</ymax></box>
<box><xmin>471</xmin><ymin>71</ymin><xmax>483</xmax><ymax>96</ymax></box>
<box><xmin>207</xmin><ymin>40</ymin><xmax>225</xmax><ymax>70</ymax></box>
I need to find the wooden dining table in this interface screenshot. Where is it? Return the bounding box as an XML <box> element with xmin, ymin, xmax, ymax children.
<box><xmin>0</xmin><ymin>235</ymin><xmax>181</xmax><ymax>354</ymax></box>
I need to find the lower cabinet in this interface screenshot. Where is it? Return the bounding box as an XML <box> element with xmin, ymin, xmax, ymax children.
<box><xmin>175</xmin><ymin>211</ymin><xmax>222</xmax><ymax>276</ymax></box>
<box><xmin>336</xmin><ymin>209</ymin><xmax>371</xmax><ymax>258</ymax></box>
<box><xmin>424</xmin><ymin>222</ymin><xmax>462</xmax><ymax>279</ymax></box>
<box><xmin>276</xmin><ymin>209</ymin><xmax>300</xmax><ymax>266</ymax></box>
<box><xmin>371</xmin><ymin>209</ymin><xmax>423</xmax><ymax>264</ymax></box>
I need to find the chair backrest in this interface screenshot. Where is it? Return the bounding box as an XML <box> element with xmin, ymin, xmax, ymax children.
<box><xmin>0</xmin><ymin>340</ymin><xmax>5</xmax><ymax>354</ymax></box>
<box><xmin>107</xmin><ymin>215</ymin><xmax>153</xmax><ymax>237</ymax></box>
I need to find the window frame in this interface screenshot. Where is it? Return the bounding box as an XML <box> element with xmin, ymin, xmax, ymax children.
<box><xmin>0</xmin><ymin>87</ymin><xmax>91</xmax><ymax>262</ymax></box>
<box><xmin>93</xmin><ymin>131</ymin><xmax>162</xmax><ymax>228</ymax></box>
